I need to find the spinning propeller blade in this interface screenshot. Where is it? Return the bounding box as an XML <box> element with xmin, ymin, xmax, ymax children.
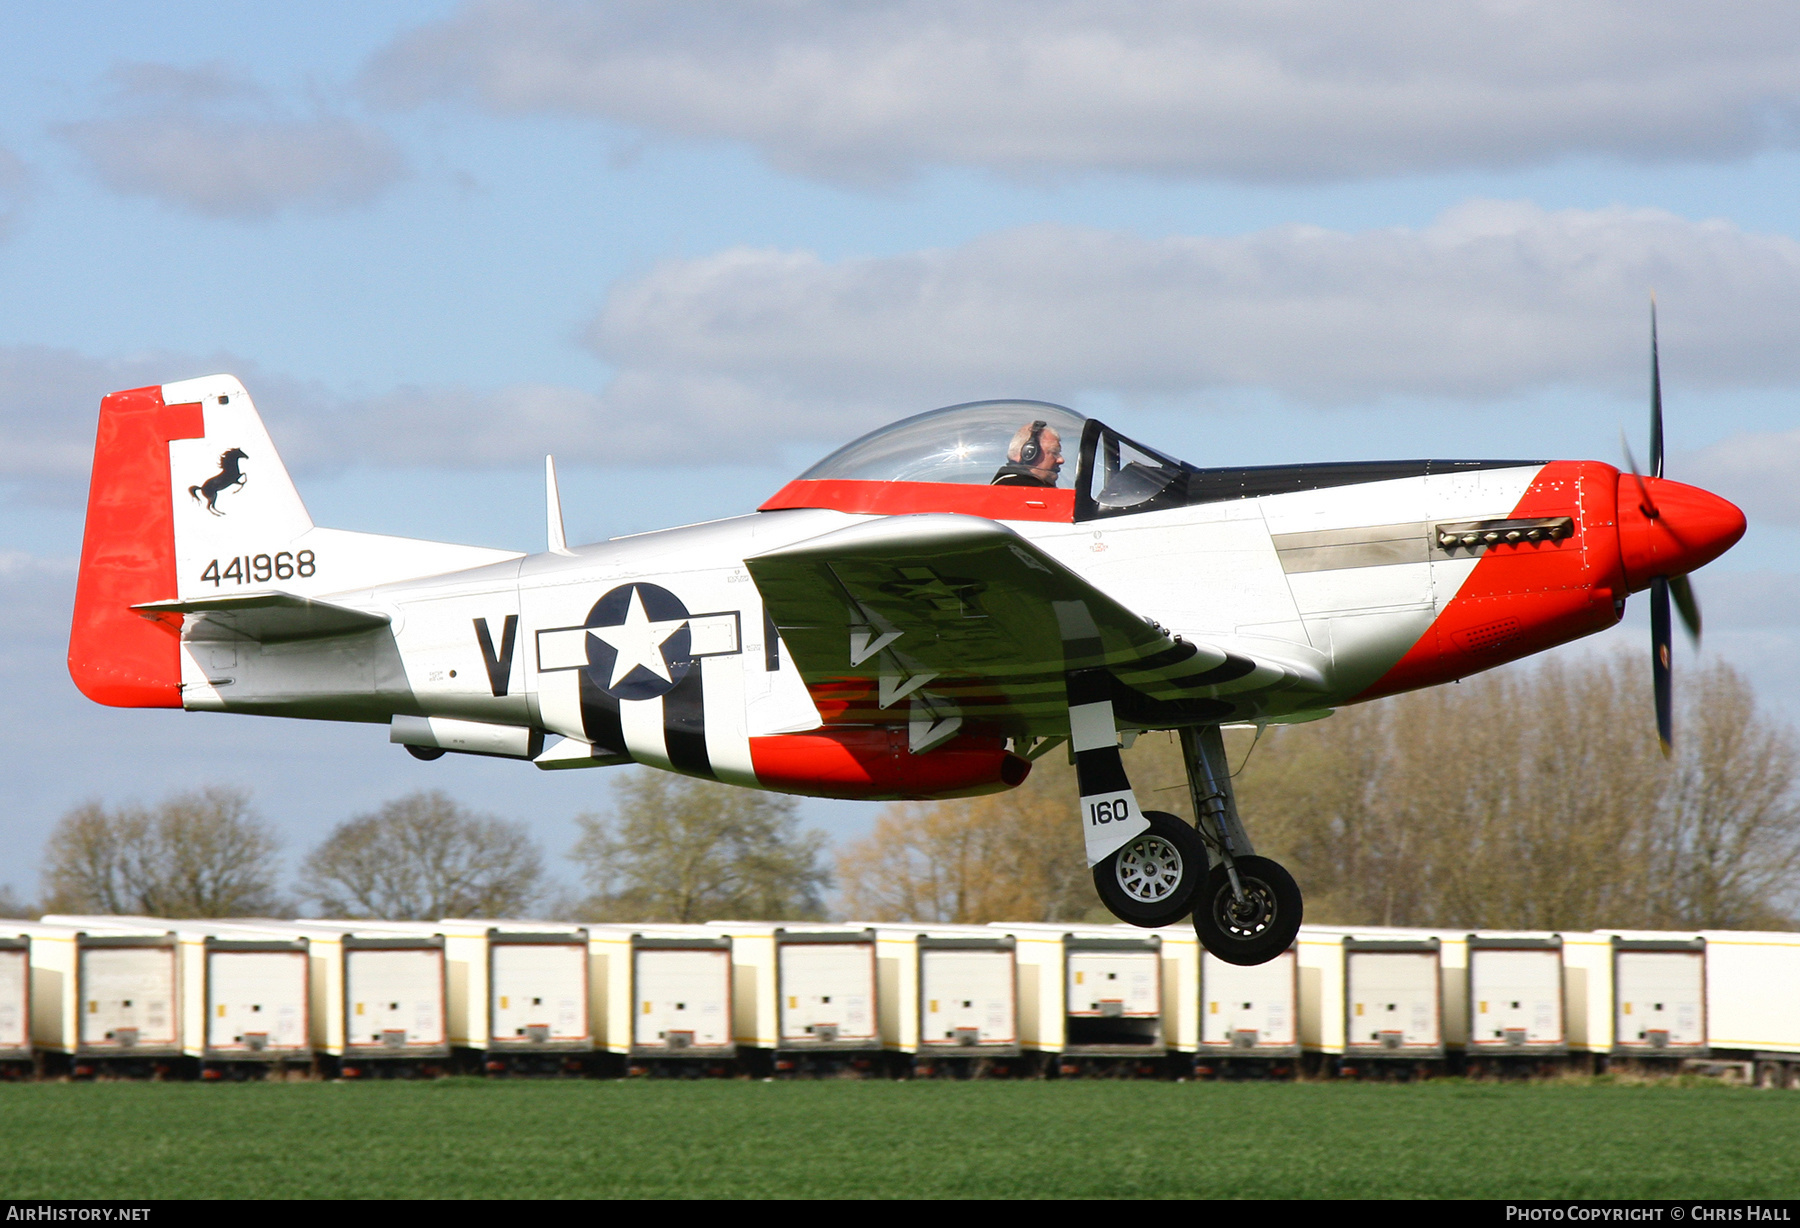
<box><xmin>1629</xmin><ymin>298</ymin><xmax>1699</xmax><ymax>758</ymax></box>
<box><xmin>1669</xmin><ymin>573</ymin><xmax>1701</xmax><ymax>644</ymax></box>
<box><xmin>1650</xmin><ymin>298</ymin><xmax>1664</xmax><ymax>480</ymax></box>
<box><xmin>1651</xmin><ymin>575</ymin><xmax>1673</xmax><ymax>757</ymax></box>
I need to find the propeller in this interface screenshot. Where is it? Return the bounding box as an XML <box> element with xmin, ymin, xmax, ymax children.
<box><xmin>1623</xmin><ymin>299</ymin><xmax>1703</xmax><ymax>757</ymax></box>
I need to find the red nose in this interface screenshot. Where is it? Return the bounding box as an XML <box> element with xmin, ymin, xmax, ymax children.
<box><xmin>1616</xmin><ymin>474</ymin><xmax>1746</xmax><ymax>592</ymax></box>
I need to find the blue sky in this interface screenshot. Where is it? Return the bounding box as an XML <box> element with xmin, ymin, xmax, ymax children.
<box><xmin>5</xmin><ymin>1</ymin><xmax>1800</xmax><ymax>904</ymax></box>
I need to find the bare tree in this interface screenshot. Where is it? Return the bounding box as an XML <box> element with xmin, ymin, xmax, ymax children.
<box><xmin>300</xmin><ymin>790</ymin><xmax>545</xmax><ymax>919</ymax></box>
<box><xmin>572</xmin><ymin>772</ymin><xmax>829</xmax><ymax>922</ymax></box>
<box><xmin>837</xmin><ymin>655</ymin><xmax>1800</xmax><ymax>931</ymax></box>
<box><xmin>1649</xmin><ymin>664</ymin><xmax>1800</xmax><ymax>928</ymax></box>
<box><xmin>40</xmin><ymin>786</ymin><xmax>283</xmax><ymax>917</ymax></box>
<box><xmin>1237</xmin><ymin>654</ymin><xmax>1800</xmax><ymax>930</ymax></box>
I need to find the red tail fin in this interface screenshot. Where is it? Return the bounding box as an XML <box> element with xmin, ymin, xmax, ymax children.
<box><xmin>68</xmin><ymin>386</ymin><xmax>206</xmax><ymax>707</ymax></box>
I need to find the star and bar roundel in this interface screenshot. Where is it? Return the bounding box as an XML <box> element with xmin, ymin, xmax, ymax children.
<box><xmin>535</xmin><ymin>583</ymin><xmax>743</xmax><ymax>701</ymax></box>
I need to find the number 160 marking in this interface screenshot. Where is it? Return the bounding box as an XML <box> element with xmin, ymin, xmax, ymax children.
<box><xmin>1088</xmin><ymin>797</ymin><xmax>1131</xmax><ymax>825</ymax></box>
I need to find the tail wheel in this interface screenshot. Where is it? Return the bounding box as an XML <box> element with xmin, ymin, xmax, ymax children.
<box><xmin>1092</xmin><ymin>811</ymin><xmax>1206</xmax><ymax>928</ymax></box>
<box><xmin>1192</xmin><ymin>855</ymin><xmax>1303</xmax><ymax>966</ymax></box>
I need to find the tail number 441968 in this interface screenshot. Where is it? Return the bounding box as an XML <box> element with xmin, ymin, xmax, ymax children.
<box><xmin>200</xmin><ymin>550</ymin><xmax>316</xmax><ymax>587</ymax></box>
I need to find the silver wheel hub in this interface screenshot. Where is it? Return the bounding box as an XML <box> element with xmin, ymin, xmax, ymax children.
<box><xmin>1114</xmin><ymin>834</ymin><xmax>1184</xmax><ymax>904</ymax></box>
<box><xmin>1215</xmin><ymin>877</ymin><xmax>1277</xmax><ymax>937</ymax></box>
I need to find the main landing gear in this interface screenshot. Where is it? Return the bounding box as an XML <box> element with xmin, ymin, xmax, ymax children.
<box><xmin>1178</xmin><ymin>725</ymin><xmax>1303</xmax><ymax>966</ymax></box>
<box><xmin>1084</xmin><ymin>723</ymin><xmax>1303</xmax><ymax>966</ymax></box>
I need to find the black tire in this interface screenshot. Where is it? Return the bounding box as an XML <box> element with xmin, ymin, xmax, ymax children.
<box><xmin>1092</xmin><ymin>811</ymin><xmax>1207</xmax><ymax>928</ymax></box>
<box><xmin>1192</xmin><ymin>855</ymin><xmax>1303</xmax><ymax>966</ymax></box>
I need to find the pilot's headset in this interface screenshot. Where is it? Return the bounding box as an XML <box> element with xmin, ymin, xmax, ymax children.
<box><xmin>1017</xmin><ymin>420</ymin><xmax>1048</xmax><ymax>466</ymax></box>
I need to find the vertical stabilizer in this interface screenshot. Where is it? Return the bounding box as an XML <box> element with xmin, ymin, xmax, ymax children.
<box><xmin>72</xmin><ymin>374</ymin><xmax>528</xmax><ymax>712</ymax></box>
<box><xmin>71</xmin><ymin>375</ymin><xmax>317</xmax><ymax>707</ymax></box>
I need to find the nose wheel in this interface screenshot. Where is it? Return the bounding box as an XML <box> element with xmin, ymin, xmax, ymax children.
<box><xmin>1092</xmin><ymin>811</ymin><xmax>1206</xmax><ymax>928</ymax></box>
<box><xmin>1192</xmin><ymin>855</ymin><xmax>1303</xmax><ymax>966</ymax></box>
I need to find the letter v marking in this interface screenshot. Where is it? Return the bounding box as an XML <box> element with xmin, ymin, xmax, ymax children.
<box><xmin>473</xmin><ymin>615</ymin><xmax>519</xmax><ymax>697</ymax></box>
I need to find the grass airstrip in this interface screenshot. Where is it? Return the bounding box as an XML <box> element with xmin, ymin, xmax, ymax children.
<box><xmin>0</xmin><ymin>1078</ymin><xmax>1795</xmax><ymax>1200</ymax></box>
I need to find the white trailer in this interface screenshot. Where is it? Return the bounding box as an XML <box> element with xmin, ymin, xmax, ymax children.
<box><xmin>1702</xmin><ymin>930</ymin><xmax>1800</xmax><ymax>1087</ymax></box>
<box><xmin>1558</xmin><ymin>930</ymin><xmax>1616</xmax><ymax>1053</ymax></box>
<box><xmin>27</xmin><ymin>921</ymin><xmax>184</xmax><ymax>1061</ymax></box>
<box><xmin>1702</xmin><ymin>930</ymin><xmax>1800</xmax><ymax>1057</ymax></box>
<box><xmin>1197</xmin><ymin>945</ymin><xmax>1300</xmax><ymax>1059</ymax></box>
<box><xmin>365</xmin><ymin>920</ymin><xmax>591</xmax><ymax>1056</ymax></box>
<box><xmin>1002</xmin><ymin>925</ymin><xmax>1164</xmax><ymax>1057</ymax></box>
<box><xmin>865</xmin><ymin>926</ymin><xmax>1019</xmax><ymax>1059</ymax></box>
<box><xmin>705</xmin><ymin>924</ymin><xmax>879</xmax><ymax>1054</ymax></box>
<box><xmin>589</xmin><ymin>925</ymin><xmax>735</xmax><ymax>1060</ymax></box>
<box><xmin>181</xmin><ymin>920</ymin><xmax>449</xmax><ymax>1063</ymax></box>
<box><xmin>1297</xmin><ymin>926</ymin><xmax>1431</xmax><ymax>1057</ymax></box>
<box><xmin>1465</xmin><ymin>935</ymin><xmax>1566</xmax><ymax>1056</ymax></box>
<box><xmin>1342</xmin><ymin>937</ymin><xmax>1444</xmax><ymax>1060</ymax></box>
<box><xmin>198</xmin><ymin>934</ymin><xmax>311</xmax><ymax>1062</ymax></box>
<box><xmin>43</xmin><ymin>916</ymin><xmax>312</xmax><ymax>1064</ymax></box>
<box><xmin>1611</xmin><ymin>936</ymin><xmax>1707</xmax><ymax>1058</ymax></box>
<box><xmin>0</xmin><ymin>931</ymin><xmax>31</xmax><ymax>1063</ymax></box>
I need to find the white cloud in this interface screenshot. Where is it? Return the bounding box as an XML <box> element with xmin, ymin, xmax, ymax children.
<box><xmin>368</xmin><ymin>0</ymin><xmax>1800</xmax><ymax>184</ymax></box>
<box><xmin>0</xmin><ymin>347</ymin><xmax>193</xmax><ymax>490</ymax></box>
<box><xmin>1687</xmin><ymin>429</ymin><xmax>1800</xmax><ymax>525</ymax></box>
<box><xmin>587</xmin><ymin>200</ymin><xmax>1800</xmax><ymax>420</ymax></box>
<box><xmin>0</xmin><ymin>347</ymin><xmax>356</xmax><ymax>497</ymax></box>
<box><xmin>14</xmin><ymin>201</ymin><xmax>1800</xmax><ymax>485</ymax></box>
<box><xmin>0</xmin><ymin>348</ymin><xmax>738</xmax><ymax>492</ymax></box>
<box><xmin>59</xmin><ymin>63</ymin><xmax>406</xmax><ymax>219</ymax></box>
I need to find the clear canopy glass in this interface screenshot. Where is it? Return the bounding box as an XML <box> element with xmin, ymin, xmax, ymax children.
<box><xmin>797</xmin><ymin>400</ymin><xmax>1088</xmax><ymax>487</ymax></box>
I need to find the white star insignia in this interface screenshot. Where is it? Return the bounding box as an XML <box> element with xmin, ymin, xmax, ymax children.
<box><xmin>586</xmin><ymin>589</ymin><xmax>688</xmax><ymax>688</ymax></box>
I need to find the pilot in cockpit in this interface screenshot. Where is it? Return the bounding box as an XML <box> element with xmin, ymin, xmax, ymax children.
<box><xmin>990</xmin><ymin>419</ymin><xmax>1065</xmax><ymax>487</ymax></box>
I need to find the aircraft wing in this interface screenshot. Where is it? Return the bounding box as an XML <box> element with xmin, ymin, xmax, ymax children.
<box><xmin>746</xmin><ymin>513</ymin><xmax>1266</xmax><ymax>733</ymax></box>
<box><xmin>132</xmin><ymin>591</ymin><xmax>392</xmax><ymax>643</ymax></box>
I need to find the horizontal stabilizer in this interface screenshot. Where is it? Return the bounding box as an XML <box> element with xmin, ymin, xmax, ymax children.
<box><xmin>132</xmin><ymin>591</ymin><xmax>390</xmax><ymax>643</ymax></box>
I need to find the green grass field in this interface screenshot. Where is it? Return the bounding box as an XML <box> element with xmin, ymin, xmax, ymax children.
<box><xmin>0</xmin><ymin>1078</ymin><xmax>1795</xmax><ymax>1199</ymax></box>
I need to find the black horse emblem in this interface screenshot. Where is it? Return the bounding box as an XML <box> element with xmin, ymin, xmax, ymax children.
<box><xmin>189</xmin><ymin>448</ymin><xmax>248</xmax><ymax>515</ymax></box>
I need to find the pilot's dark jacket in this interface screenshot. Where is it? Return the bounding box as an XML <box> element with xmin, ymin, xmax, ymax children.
<box><xmin>990</xmin><ymin>465</ymin><xmax>1056</xmax><ymax>487</ymax></box>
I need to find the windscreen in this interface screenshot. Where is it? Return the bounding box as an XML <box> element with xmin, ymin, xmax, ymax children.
<box><xmin>1079</xmin><ymin>421</ymin><xmax>1199</xmax><ymax>518</ymax></box>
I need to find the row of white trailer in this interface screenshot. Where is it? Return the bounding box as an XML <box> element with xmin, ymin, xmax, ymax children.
<box><xmin>1</xmin><ymin>917</ymin><xmax>1796</xmax><ymax>1076</ymax></box>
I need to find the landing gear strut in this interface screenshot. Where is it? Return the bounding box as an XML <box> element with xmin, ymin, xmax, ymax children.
<box><xmin>1180</xmin><ymin>726</ymin><xmax>1303</xmax><ymax>965</ymax></box>
<box><xmin>1067</xmin><ymin>666</ymin><xmax>1207</xmax><ymax>928</ymax></box>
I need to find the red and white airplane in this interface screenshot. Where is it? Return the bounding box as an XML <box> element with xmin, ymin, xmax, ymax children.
<box><xmin>68</xmin><ymin>323</ymin><xmax>1743</xmax><ymax>964</ymax></box>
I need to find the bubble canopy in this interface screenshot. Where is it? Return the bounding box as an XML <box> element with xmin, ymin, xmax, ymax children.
<box><xmin>796</xmin><ymin>400</ymin><xmax>1088</xmax><ymax>487</ymax></box>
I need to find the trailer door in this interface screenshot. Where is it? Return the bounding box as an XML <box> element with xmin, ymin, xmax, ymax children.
<box><xmin>1347</xmin><ymin>950</ymin><xmax>1440</xmax><ymax>1049</ymax></box>
<box><xmin>1469</xmin><ymin>948</ymin><xmax>1563</xmax><ymax>1047</ymax></box>
<box><xmin>634</xmin><ymin>947</ymin><xmax>732</xmax><ymax>1050</ymax></box>
<box><xmin>1201</xmin><ymin>950</ymin><xmax>1297</xmax><ymax>1048</ymax></box>
<box><xmin>920</xmin><ymin>948</ymin><xmax>1015</xmax><ymax>1048</ymax></box>
<box><xmin>0</xmin><ymin>946</ymin><xmax>26</xmax><ymax>1052</ymax></box>
<box><xmin>346</xmin><ymin>948</ymin><xmax>444</xmax><ymax>1049</ymax></box>
<box><xmin>1067</xmin><ymin>951</ymin><xmax>1159</xmax><ymax>1018</ymax></box>
<box><xmin>491</xmin><ymin>942</ymin><xmax>587</xmax><ymax>1045</ymax></box>
<box><xmin>777</xmin><ymin>942</ymin><xmax>876</xmax><ymax>1044</ymax></box>
<box><xmin>207</xmin><ymin>949</ymin><xmax>309</xmax><ymax>1054</ymax></box>
<box><xmin>1616</xmin><ymin>949</ymin><xmax>1705</xmax><ymax>1049</ymax></box>
<box><xmin>80</xmin><ymin>945</ymin><xmax>177</xmax><ymax>1050</ymax></box>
